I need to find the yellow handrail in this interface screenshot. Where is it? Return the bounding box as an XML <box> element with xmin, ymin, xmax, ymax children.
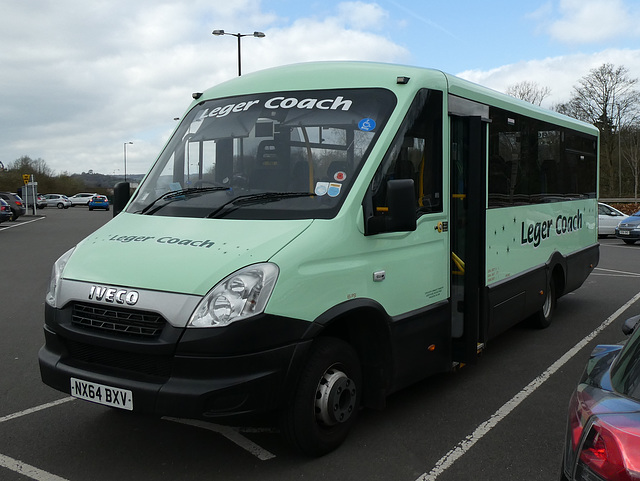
<box><xmin>451</xmin><ymin>251</ymin><xmax>465</xmax><ymax>275</ymax></box>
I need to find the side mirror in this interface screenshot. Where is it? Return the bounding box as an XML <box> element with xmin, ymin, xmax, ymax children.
<box><xmin>113</xmin><ymin>182</ymin><xmax>131</xmax><ymax>217</ymax></box>
<box><xmin>366</xmin><ymin>179</ymin><xmax>417</xmax><ymax>235</ymax></box>
<box><xmin>386</xmin><ymin>179</ymin><xmax>417</xmax><ymax>232</ymax></box>
<box><xmin>622</xmin><ymin>314</ymin><xmax>640</xmax><ymax>336</ymax></box>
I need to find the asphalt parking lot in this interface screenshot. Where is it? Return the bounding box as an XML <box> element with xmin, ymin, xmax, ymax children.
<box><xmin>1</xmin><ymin>207</ymin><xmax>639</xmax><ymax>480</ymax></box>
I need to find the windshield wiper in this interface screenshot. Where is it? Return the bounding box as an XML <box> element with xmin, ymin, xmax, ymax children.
<box><xmin>206</xmin><ymin>192</ymin><xmax>316</xmax><ymax>219</ymax></box>
<box><xmin>138</xmin><ymin>186</ymin><xmax>230</xmax><ymax>215</ymax></box>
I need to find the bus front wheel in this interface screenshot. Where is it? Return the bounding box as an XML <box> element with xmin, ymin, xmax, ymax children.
<box><xmin>282</xmin><ymin>337</ymin><xmax>362</xmax><ymax>456</ymax></box>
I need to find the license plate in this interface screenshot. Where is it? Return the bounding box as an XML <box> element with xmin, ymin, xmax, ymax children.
<box><xmin>619</xmin><ymin>230</ymin><xmax>630</xmax><ymax>235</ymax></box>
<box><xmin>70</xmin><ymin>378</ymin><xmax>133</xmax><ymax>411</ymax></box>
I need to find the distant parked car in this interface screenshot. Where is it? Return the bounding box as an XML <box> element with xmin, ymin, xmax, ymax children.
<box><xmin>36</xmin><ymin>194</ymin><xmax>47</xmax><ymax>209</ymax></box>
<box><xmin>615</xmin><ymin>209</ymin><xmax>640</xmax><ymax>245</ymax></box>
<box><xmin>560</xmin><ymin>314</ymin><xmax>640</xmax><ymax>481</ymax></box>
<box><xmin>0</xmin><ymin>199</ymin><xmax>12</xmax><ymax>223</ymax></box>
<box><xmin>598</xmin><ymin>202</ymin><xmax>626</xmax><ymax>238</ymax></box>
<box><xmin>0</xmin><ymin>192</ymin><xmax>26</xmax><ymax>221</ymax></box>
<box><xmin>43</xmin><ymin>194</ymin><xmax>71</xmax><ymax>209</ymax></box>
<box><xmin>68</xmin><ymin>192</ymin><xmax>98</xmax><ymax>206</ymax></box>
<box><xmin>88</xmin><ymin>195</ymin><xmax>109</xmax><ymax>211</ymax></box>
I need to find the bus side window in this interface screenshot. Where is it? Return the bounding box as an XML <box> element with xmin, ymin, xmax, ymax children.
<box><xmin>364</xmin><ymin>89</ymin><xmax>443</xmax><ymax>235</ymax></box>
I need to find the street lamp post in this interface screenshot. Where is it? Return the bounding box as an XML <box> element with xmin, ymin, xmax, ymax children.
<box><xmin>212</xmin><ymin>30</ymin><xmax>265</xmax><ymax>76</ymax></box>
<box><xmin>123</xmin><ymin>141</ymin><xmax>133</xmax><ymax>182</ymax></box>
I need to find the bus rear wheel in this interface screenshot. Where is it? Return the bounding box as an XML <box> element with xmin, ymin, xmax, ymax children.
<box><xmin>531</xmin><ymin>278</ymin><xmax>556</xmax><ymax>329</ymax></box>
<box><xmin>282</xmin><ymin>337</ymin><xmax>361</xmax><ymax>456</ymax></box>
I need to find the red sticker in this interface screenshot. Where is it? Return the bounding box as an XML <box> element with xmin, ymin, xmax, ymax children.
<box><xmin>334</xmin><ymin>171</ymin><xmax>346</xmax><ymax>182</ymax></box>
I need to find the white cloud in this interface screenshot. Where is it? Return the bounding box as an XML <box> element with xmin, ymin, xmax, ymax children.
<box><xmin>0</xmin><ymin>0</ymin><xmax>408</xmax><ymax>176</ymax></box>
<box><xmin>542</xmin><ymin>0</ymin><xmax>640</xmax><ymax>44</ymax></box>
<box><xmin>3</xmin><ymin>0</ymin><xmax>640</xmax><ymax>178</ymax></box>
<box><xmin>457</xmin><ymin>49</ymin><xmax>640</xmax><ymax>108</ymax></box>
<box><xmin>337</xmin><ymin>2</ymin><xmax>389</xmax><ymax>30</ymax></box>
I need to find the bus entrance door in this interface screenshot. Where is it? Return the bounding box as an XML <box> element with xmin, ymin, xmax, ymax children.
<box><xmin>449</xmin><ymin>114</ymin><xmax>488</xmax><ymax>364</ymax></box>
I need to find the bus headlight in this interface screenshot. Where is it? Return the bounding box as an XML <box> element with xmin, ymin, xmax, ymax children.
<box><xmin>188</xmin><ymin>263</ymin><xmax>279</xmax><ymax>327</ymax></box>
<box><xmin>45</xmin><ymin>247</ymin><xmax>75</xmax><ymax>308</ymax></box>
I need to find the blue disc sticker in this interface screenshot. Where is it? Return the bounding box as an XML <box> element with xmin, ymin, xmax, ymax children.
<box><xmin>358</xmin><ymin>118</ymin><xmax>376</xmax><ymax>132</ymax></box>
<box><xmin>327</xmin><ymin>183</ymin><xmax>342</xmax><ymax>197</ymax></box>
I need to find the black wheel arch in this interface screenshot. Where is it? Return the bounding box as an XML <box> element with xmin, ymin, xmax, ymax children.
<box><xmin>546</xmin><ymin>251</ymin><xmax>567</xmax><ymax>299</ymax></box>
<box><xmin>290</xmin><ymin>299</ymin><xmax>394</xmax><ymax>411</ymax></box>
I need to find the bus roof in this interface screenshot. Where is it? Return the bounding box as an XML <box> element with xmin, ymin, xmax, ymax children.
<box><xmin>193</xmin><ymin>61</ymin><xmax>598</xmax><ymax>136</ymax></box>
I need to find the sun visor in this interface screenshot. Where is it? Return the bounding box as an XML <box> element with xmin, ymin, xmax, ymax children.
<box><xmin>189</xmin><ymin>108</ymin><xmax>262</xmax><ymax>141</ymax></box>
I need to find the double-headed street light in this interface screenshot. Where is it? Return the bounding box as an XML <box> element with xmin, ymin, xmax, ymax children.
<box><xmin>123</xmin><ymin>141</ymin><xmax>133</xmax><ymax>182</ymax></box>
<box><xmin>212</xmin><ymin>30</ymin><xmax>265</xmax><ymax>76</ymax></box>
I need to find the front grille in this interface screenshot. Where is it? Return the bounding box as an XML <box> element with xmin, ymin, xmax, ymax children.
<box><xmin>72</xmin><ymin>303</ymin><xmax>166</xmax><ymax>337</ymax></box>
<box><xmin>64</xmin><ymin>339</ymin><xmax>172</xmax><ymax>378</ymax></box>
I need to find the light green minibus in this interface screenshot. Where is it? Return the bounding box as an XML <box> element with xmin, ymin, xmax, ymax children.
<box><xmin>39</xmin><ymin>61</ymin><xmax>599</xmax><ymax>455</ymax></box>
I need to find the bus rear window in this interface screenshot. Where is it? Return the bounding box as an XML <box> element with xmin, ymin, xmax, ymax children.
<box><xmin>488</xmin><ymin>108</ymin><xmax>597</xmax><ymax>207</ymax></box>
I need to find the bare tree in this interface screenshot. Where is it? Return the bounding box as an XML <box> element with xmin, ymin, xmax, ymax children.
<box><xmin>505</xmin><ymin>81</ymin><xmax>551</xmax><ymax>106</ymax></box>
<box><xmin>622</xmin><ymin>126</ymin><xmax>640</xmax><ymax>200</ymax></box>
<box><xmin>9</xmin><ymin>155</ymin><xmax>54</xmax><ymax>177</ymax></box>
<box><xmin>554</xmin><ymin>63</ymin><xmax>640</xmax><ymax>196</ymax></box>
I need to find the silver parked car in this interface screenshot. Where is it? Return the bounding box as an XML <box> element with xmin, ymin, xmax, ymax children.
<box><xmin>598</xmin><ymin>202</ymin><xmax>626</xmax><ymax>238</ymax></box>
<box><xmin>43</xmin><ymin>194</ymin><xmax>71</xmax><ymax>209</ymax></box>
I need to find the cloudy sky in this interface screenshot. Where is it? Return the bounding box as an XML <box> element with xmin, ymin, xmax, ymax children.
<box><xmin>2</xmin><ymin>0</ymin><xmax>640</xmax><ymax>176</ymax></box>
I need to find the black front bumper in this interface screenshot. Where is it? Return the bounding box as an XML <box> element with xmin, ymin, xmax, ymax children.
<box><xmin>615</xmin><ymin>225</ymin><xmax>640</xmax><ymax>240</ymax></box>
<box><xmin>38</xmin><ymin>304</ymin><xmax>312</xmax><ymax>423</ymax></box>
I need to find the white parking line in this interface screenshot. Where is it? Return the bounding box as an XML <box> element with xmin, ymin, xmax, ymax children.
<box><xmin>601</xmin><ymin>242</ymin><xmax>640</xmax><ymax>250</ymax></box>
<box><xmin>0</xmin><ymin>397</ymin><xmax>75</xmax><ymax>424</ymax></box>
<box><xmin>0</xmin><ymin>454</ymin><xmax>69</xmax><ymax>481</ymax></box>
<box><xmin>2</xmin><ymin>397</ymin><xmax>274</xmax><ymax>478</ymax></box>
<box><xmin>415</xmin><ymin>290</ymin><xmax>640</xmax><ymax>481</ymax></box>
<box><xmin>593</xmin><ymin>267</ymin><xmax>640</xmax><ymax>278</ymax></box>
<box><xmin>0</xmin><ymin>216</ymin><xmax>45</xmax><ymax>231</ymax></box>
<box><xmin>0</xmin><ymin>398</ymin><xmax>75</xmax><ymax>481</ymax></box>
<box><xmin>163</xmin><ymin>417</ymin><xmax>276</xmax><ymax>460</ymax></box>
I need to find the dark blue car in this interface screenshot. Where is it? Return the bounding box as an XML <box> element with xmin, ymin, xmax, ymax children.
<box><xmin>0</xmin><ymin>199</ymin><xmax>12</xmax><ymax>223</ymax></box>
<box><xmin>561</xmin><ymin>315</ymin><xmax>640</xmax><ymax>480</ymax></box>
<box><xmin>615</xmin><ymin>209</ymin><xmax>640</xmax><ymax>245</ymax></box>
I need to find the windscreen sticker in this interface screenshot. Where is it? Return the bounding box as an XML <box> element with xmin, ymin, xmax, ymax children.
<box><xmin>327</xmin><ymin>183</ymin><xmax>342</xmax><ymax>197</ymax></box>
<box><xmin>315</xmin><ymin>182</ymin><xmax>329</xmax><ymax>196</ymax></box>
<box><xmin>334</xmin><ymin>171</ymin><xmax>347</xmax><ymax>182</ymax></box>
<box><xmin>358</xmin><ymin>118</ymin><xmax>376</xmax><ymax>131</ymax></box>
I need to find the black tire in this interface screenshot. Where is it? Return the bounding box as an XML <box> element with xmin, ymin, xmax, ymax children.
<box><xmin>56</xmin><ymin>203</ymin><xmax>64</xmax><ymax>209</ymax></box>
<box><xmin>531</xmin><ymin>277</ymin><xmax>556</xmax><ymax>329</ymax></box>
<box><xmin>623</xmin><ymin>239</ymin><xmax>637</xmax><ymax>245</ymax></box>
<box><xmin>89</xmin><ymin>207</ymin><xmax>93</xmax><ymax>211</ymax></box>
<box><xmin>9</xmin><ymin>209</ymin><xmax>16</xmax><ymax>221</ymax></box>
<box><xmin>282</xmin><ymin>337</ymin><xmax>361</xmax><ymax>456</ymax></box>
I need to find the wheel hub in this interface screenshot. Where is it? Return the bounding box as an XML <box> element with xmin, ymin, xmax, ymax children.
<box><xmin>542</xmin><ymin>287</ymin><xmax>552</xmax><ymax>318</ymax></box>
<box><xmin>315</xmin><ymin>368</ymin><xmax>356</xmax><ymax>426</ymax></box>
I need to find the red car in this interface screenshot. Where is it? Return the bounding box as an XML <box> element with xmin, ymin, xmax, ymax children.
<box><xmin>561</xmin><ymin>314</ymin><xmax>640</xmax><ymax>480</ymax></box>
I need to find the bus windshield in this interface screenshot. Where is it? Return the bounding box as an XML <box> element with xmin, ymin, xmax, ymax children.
<box><xmin>128</xmin><ymin>88</ymin><xmax>396</xmax><ymax>219</ymax></box>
